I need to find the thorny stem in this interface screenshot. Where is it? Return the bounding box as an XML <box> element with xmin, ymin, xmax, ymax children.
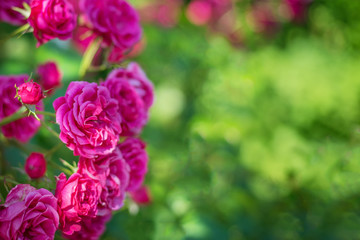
<box><xmin>37</xmin><ymin>111</ymin><xmax>56</xmax><ymax>118</ymax></box>
<box><xmin>44</xmin><ymin>142</ymin><xmax>63</xmax><ymax>158</ymax></box>
<box><xmin>40</xmin><ymin>120</ymin><xmax>60</xmax><ymax>139</ymax></box>
<box><xmin>0</xmin><ymin>106</ymin><xmax>27</xmax><ymax>127</ymax></box>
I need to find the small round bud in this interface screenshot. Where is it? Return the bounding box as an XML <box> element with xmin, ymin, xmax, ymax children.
<box><xmin>17</xmin><ymin>80</ymin><xmax>45</xmax><ymax>105</ymax></box>
<box><xmin>129</xmin><ymin>186</ymin><xmax>152</xmax><ymax>205</ymax></box>
<box><xmin>25</xmin><ymin>152</ymin><xmax>46</xmax><ymax>179</ymax></box>
<box><xmin>37</xmin><ymin>62</ymin><xmax>62</xmax><ymax>94</ymax></box>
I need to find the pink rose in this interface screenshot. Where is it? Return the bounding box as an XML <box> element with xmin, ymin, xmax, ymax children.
<box><xmin>186</xmin><ymin>0</ymin><xmax>212</xmax><ymax>26</ymax></box>
<box><xmin>0</xmin><ymin>184</ymin><xmax>59</xmax><ymax>240</ymax></box>
<box><xmin>0</xmin><ymin>75</ymin><xmax>42</xmax><ymax>143</ymax></box>
<box><xmin>80</xmin><ymin>0</ymin><xmax>142</xmax><ymax>50</ymax></box>
<box><xmin>25</xmin><ymin>152</ymin><xmax>47</xmax><ymax>179</ymax></box>
<box><xmin>284</xmin><ymin>0</ymin><xmax>312</xmax><ymax>23</ymax></box>
<box><xmin>79</xmin><ymin>148</ymin><xmax>130</xmax><ymax>215</ymax></box>
<box><xmin>37</xmin><ymin>61</ymin><xmax>62</xmax><ymax>94</ymax></box>
<box><xmin>55</xmin><ymin>172</ymin><xmax>102</xmax><ymax>235</ymax></box>
<box><xmin>250</xmin><ymin>2</ymin><xmax>279</xmax><ymax>36</ymax></box>
<box><xmin>17</xmin><ymin>80</ymin><xmax>45</xmax><ymax>105</ymax></box>
<box><xmin>53</xmin><ymin>81</ymin><xmax>122</xmax><ymax>158</ymax></box>
<box><xmin>119</xmin><ymin>138</ymin><xmax>148</xmax><ymax>191</ymax></box>
<box><xmin>28</xmin><ymin>0</ymin><xmax>77</xmax><ymax>47</ymax></box>
<box><xmin>102</xmin><ymin>63</ymin><xmax>154</xmax><ymax>136</ymax></box>
<box><xmin>0</xmin><ymin>0</ymin><xmax>31</xmax><ymax>25</ymax></box>
<box><xmin>130</xmin><ymin>185</ymin><xmax>152</xmax><ymax>205</ymax></box>
<box><xmin>63</xmin><ymin>214</ymin><xmax>112</xmax><ymax>240</ymax></box>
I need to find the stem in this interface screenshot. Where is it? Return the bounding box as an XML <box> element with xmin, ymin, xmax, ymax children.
<box><xmin>37</xmin><ymin>111</ymin><xmax>56</xmax><ymax>118</ymax></box>
<box><xmin>0</xmin><ymin>106</ymin><xmax>26</xmax><ymax>127</ymax></box>
<box><xmin>47</xmin><ymin>161</ymin><xmax>72</xmax><ymax>176</ymax></box>
<box><xmin>44</xmin><ymin>142</ymin><xmax>63</xmax><ymax>158</ymax></box>
<box><xmin>40</xmin><ymin>120</ymin><xmax>60</xmax><ymax>138</ymax></box>
<box><xmin>88</xmin><ymin>64</ymin><xmax>108</xmax><ymax>72</ymax></box>
<box><xmin>1</xmin><ymin>177</ymin><xmax>21</xmax><ymax>185</ymax></box>
<box><xmin>0</xmin><ymin>141</ymin><xmax>6</xmax><ymax>175</ymax></box>
<box><xmin>79</xmin><ymin>37</ymin><xmax>102</xmax><ymax>78</ymax></box>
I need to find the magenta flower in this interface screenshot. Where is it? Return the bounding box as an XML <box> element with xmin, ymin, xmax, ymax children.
<box><xmin>0</xmin><ymin>75</ymin><xmax>42</xmax><ymax>143</ymax></box>
<box><xmin>186</xmin><ymin>0</ymin><xmax>212</xmax><ymax>26</ymax></box>
<box><xmin>284</xmin><ymin>0</ymin><xmax>312</xmax><ymax>23</ymax></box>
<box><xmin>79</xmin><ymin>148</ymin><xmax>130</xmax><ymax>215</ymax></box>
<box><xmin>0</xmin><ymin>184</ymin><xmax>59</xmax><ymax>240</ymax></box>
<box><xmin>62</xmin><ymin>214</ymin><xmax>112</xmax><ymax>240</ymax></box>
<box><xmin>17</xmin><ymin>80</ymin><xmax>45</xmax><ymax>105</ymax></box>
<box><xmin>130</xmin><ymin>185</ymin><xmax>152</xmax><ymax>205</ymax></box>
<box><xmin>53</xmin><ymin>81</ymin><xmax>122</xmax><ymax>158</ymax></box>
<box><xmin>25</xmin><ymin>152</ymin><xmax>47</xmax><ymax>179</ymax></box>
<box><xmin>102</xmin><ymin>63</ymin><xmax>154</xmax><ymax>136</ymax></box>
<box><xmin>80</xmin><ymin>0</ymin><xmax>142</xmax><ymax>50</ymax></box>
<box><xmin>37</xmin><ymin>61</ymin><xmax>62</xmax><ymax>94</ymax></box>
<box><xmin>28</xmin><ymin>0</ymin><xmax>77</xmax><ymax>47</ymax></box>
<box><xmin>119</xmin><ymin>137</ymin><xmax>149</xmax><ymax>191</ymax></box>
<box><xmin>0</xmin><ymin>0</ymin><xmax>31</xmax><ymax>25</ymax></box>
<box><xmin>55</xmin><ymin>172</ymin><xmax>102</xmax><ymax>235</ymax></box>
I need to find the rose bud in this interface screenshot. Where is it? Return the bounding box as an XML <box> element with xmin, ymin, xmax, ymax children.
<box><xmin>25</xmin><ymin>152</ymin><xmax>47</xmax><ymax>179</ymax></box>
<box><xmin>129</xmin><ymin>186</ymin><xmax>152</xmax><ymax>205</ymax></box>
<box><xmin>37</xmin><ymin>61</ymin><xmax>62</xmax><ymax>94</ymax></box>
<box><xmin>17</xmin><ymin>80</ymin><xmax>45</xmax><ymax>105</ymax></box>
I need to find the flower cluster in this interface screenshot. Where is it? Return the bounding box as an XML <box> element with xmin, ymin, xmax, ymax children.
<box><xmin>53</xmin><ymin>62</ymin><xmax>153</xmax><ymax>238</ymax></box>
<box><xmin>0</xmin><ymin>0</ymin><xmax>152</xmax><ymax>239</ymax></box>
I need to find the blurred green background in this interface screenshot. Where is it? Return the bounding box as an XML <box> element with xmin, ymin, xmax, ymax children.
<box><xmin>1</xmin><ymin>0</ymin><xmax>360</xmax><ymax>239</ymax></box>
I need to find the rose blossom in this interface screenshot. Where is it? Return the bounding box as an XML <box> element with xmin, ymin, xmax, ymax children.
<box><xmin>119</xmin><ymin>137</ymin><xmax>149</xmax><ymax>191</ymax></box>
<box><xmin>17</xmin><ymin>80</ymin><xmax>45</xmax><ymax>105</ymax></box>
<box><xmin>102</xmin><ymin>63</ymin><xmax>154</xmax><ymax>136</ymax></box>
<box><xmin>0</xmin><ymin>75</ymin><xmax>42</xmax><ymax>143</ymax></box>
<box><xmin>63</xmin><ymin>214</ymin><xmax>112</xmax><ymax>240</ymax></box>
<box><xmin>186</xmin><ymin>0</ymin><xmax>212</xmax><ymax>26</ymax></box>
<box><xmin>79</xmin><ymin>148</ymin><xmax>130</xmax><ymax>215</ymax></box>
<box><xmin>80</xmin><ymin>0</ymin><xmax>142</xmax><ymax>50</ymax></box>
<box><xmin>284</xmin><ymin>0</ymin><xmax>312</xmax><ymax>23</ymax></box>
<box><xmin>28</xmin><ymin>0</ymin><xmax>77</xmax><ymax>47</ymax></box>
<box><xmin>53</xmin><ymin>81</ymin><xmax>122</xmax><ymax>158</ymax></box>
<box><xmin>0</xmin><ymin>184</ymin><xmax>59</xmax><ymax>240</ymax></box>
<box><xmin>55</xmin><ymin>172</ymin><xmax>102</xmax><ymax>235</ymax></box>
<box><xmin>25</xmin><ymin>152</ymin><xmax>47</xmax><ymax>179</ymax></box>
<box><xmin>37</xmin><ymin>61</ymin><xmax>62</xmax><ymax>94</ymax></box>
<box><xmin>0</xmin><ymin>0</ymin><xmax>31</xmax><ymax>25</ymax></box>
